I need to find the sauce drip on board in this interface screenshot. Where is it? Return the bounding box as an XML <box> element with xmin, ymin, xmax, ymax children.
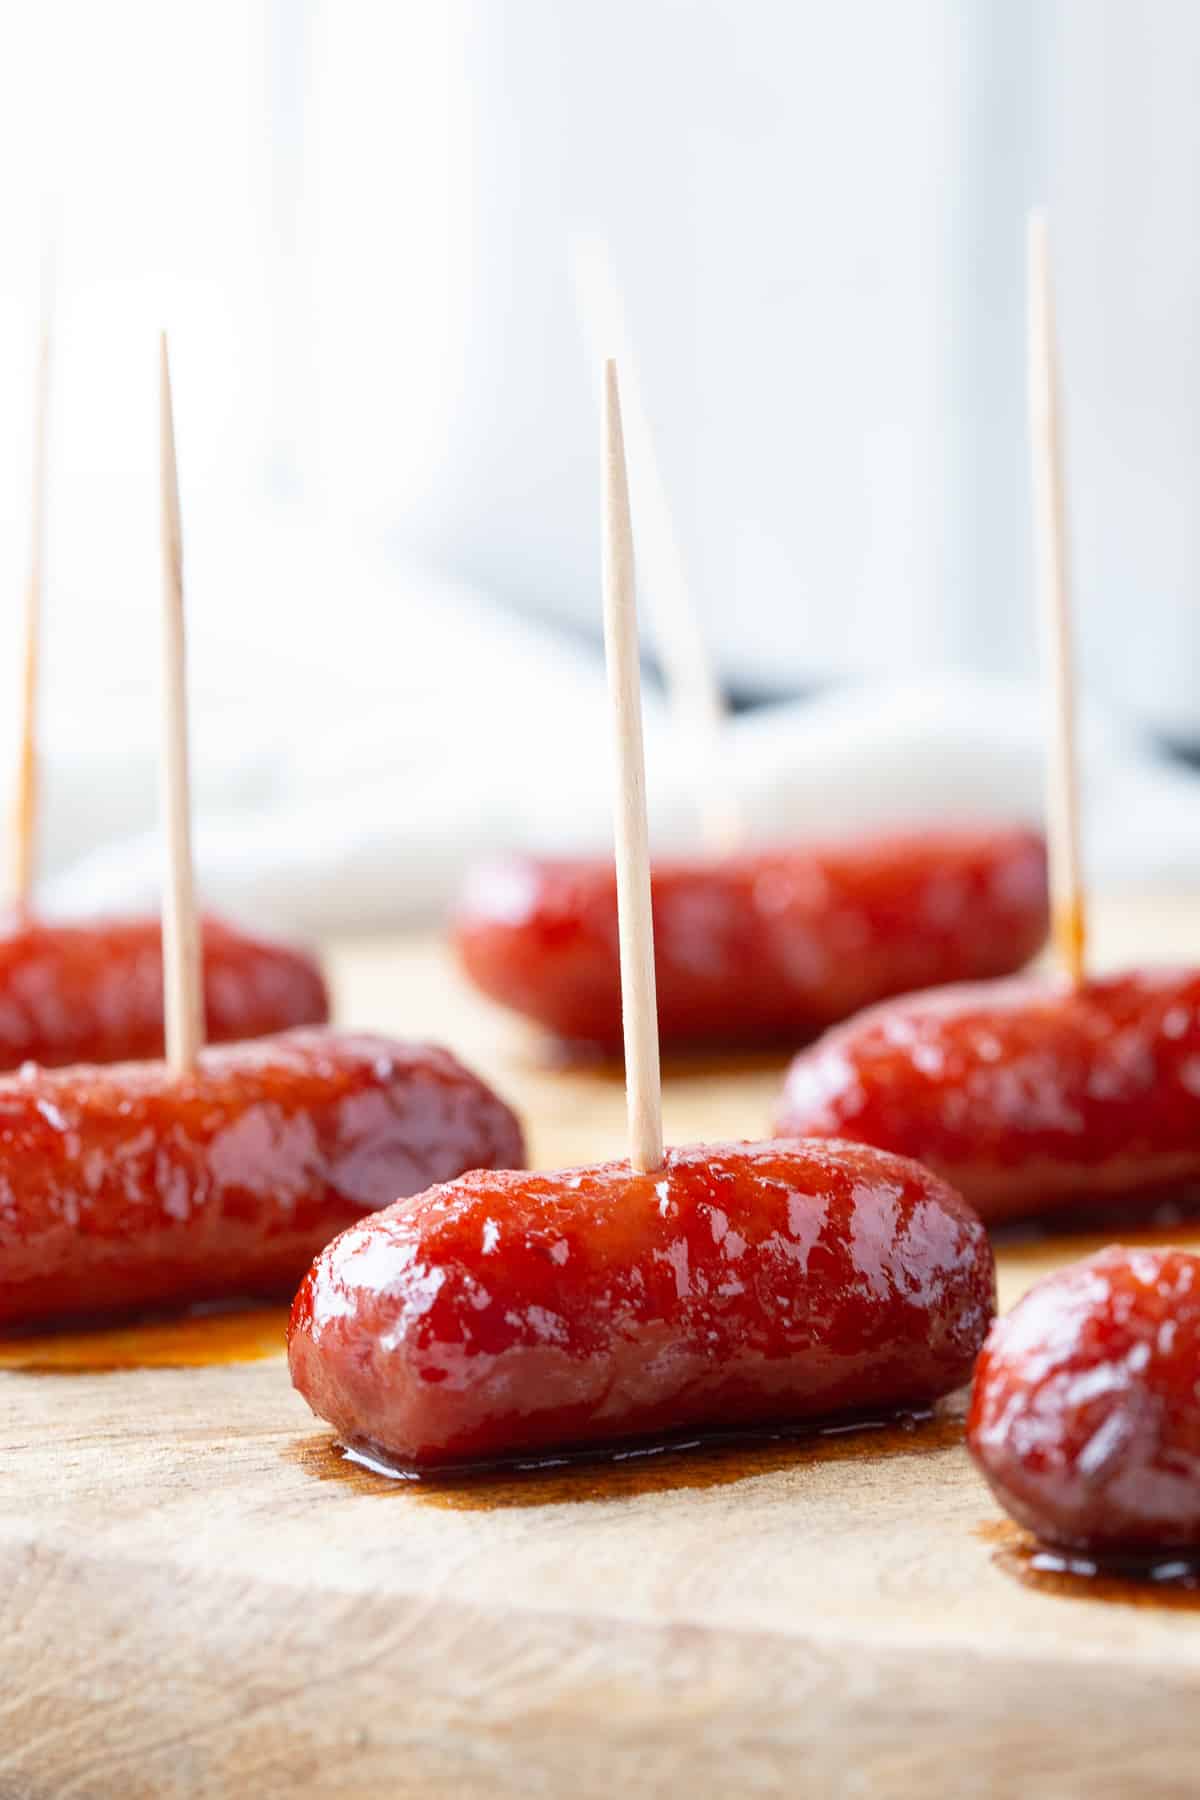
<box><xmin>979</xmin><ymin>1519</ymin><xmax>1200</xmax><ymax>1609</ymax></box>
<box><xmin>288</xmin><ymin>1403</ymin><xmax>966</xmax><ymax>1509</ymax></box>
<box><xmin>0</xmin><ymin>1302</ymin><xmax>289</xmax><ymax>1371</ymax></box>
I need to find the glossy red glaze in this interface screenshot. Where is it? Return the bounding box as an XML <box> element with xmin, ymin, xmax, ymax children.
<box><xmin>288</xmin><ymin>1139</ymin><xmax>995</xmax><ymax>1470</ymax></box>
<box><xmin>0</xmin><ymin>1029</ymin><xmax>525</xmax><ymax>1330</ymax></box>
<box><xmin>452</xmin><ymin>827</ymin><xmax>1048</xmax><ymax>1051</ymax></box>
<box><xmin>969</xmin><ymin>1248</ymin><xmax>1200</xmax><ymax>1553</ymax></box>
<box><xmin>0</xmin><ymin>913</ymin><xmax>329</xmax><ymax>1068</ymax></box>
<box><xmin>777</xmin><ymin>969</ymin><xmax>1200</xmax><ymax>1227</ymax></box>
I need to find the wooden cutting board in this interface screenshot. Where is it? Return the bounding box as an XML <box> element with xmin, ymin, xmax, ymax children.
<box><xmin>5</xmin><ymin>892</ymin><xmax>1200</xmax><ymax>1800</ymax></box>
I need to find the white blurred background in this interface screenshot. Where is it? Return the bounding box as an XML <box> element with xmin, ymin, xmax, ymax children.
<box><xmin>1</xmin><ymin>0</ymin><xmax>1198</xmax><ymax>933</ymax></box>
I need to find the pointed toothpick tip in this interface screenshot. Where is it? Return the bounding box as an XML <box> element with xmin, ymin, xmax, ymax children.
<box><xmin>601</xmin><ymin>360</ymin><xmax>664</xmax><ymax>1174</ymax></box>
<box><xmin>1027</xmin><ymin>206</ymin><xmax>1087</xmax><ymax>988</ymax></box>
<box><xmin>157</xmin><ymin>334</ymin><xmax>203</xmax><ymax>1072</ymax></box>
<box><xmin>8</xmin><ymin>252</ymin><xmax>56</xmax><ymax>915</ymax></box>
<box><xmin>573</xmin><ymin>255</ymin><xmax>734</xmax><ymax>854</ymax></box>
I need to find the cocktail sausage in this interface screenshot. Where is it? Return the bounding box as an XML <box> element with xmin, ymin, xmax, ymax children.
<box><xmin>0</xmin><ymin>913</ymin><xmax>328</xmax><ymax>1067</ymax></box>
<box><xmin>454</xmin><ymin>828</ymin><xmax>1048</xmax><ymax>1052</ymax></box>
<box><xmin>969</xmin><ymin>1247</ymin><xmax>1200</xmax><ymax>1553</ymax></box>
<box><xmin>289</xmin><ymin>1139</ymin><xmax>994</xmax><ymax>1470</ymax></box>
<box><xmin>778</xmin><ymin>970</ymin><xmax>1200</xmax><ymax>1227</ymax></box>
<box><xmin>0</xmin><ymin>1029</ymin><xmax>524</xmax><ymax>1330</ymax></box>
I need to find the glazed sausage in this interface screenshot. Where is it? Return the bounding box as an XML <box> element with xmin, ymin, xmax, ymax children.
<box><xmin>0</xmin><ymin>1029</ymin><xmax>524</xmax><ymax>1331</ymax></box>
<box><xmin>777</xmin><ymin>969</ymin><xmax>1200</xmax><ymax>1228</ymax></box>
<box><xmin>969</xmin><ymin>1247</ymin><xmax>1200</xmax><ymax>1554</ymax></box>
<box><xmin>288</xmin><ymin>1139</ymin><xmax>994</xmax><ymax>1471</ymax></box>
<box><xmin>452</xmin><ymin>826</ymin><xmax>1048</xmax><ymax>1052</ymax></box>
<box><xmin>0</xmin><ymin>913</ymin><xmax>328</xmax><ymax>1068</ymax></box>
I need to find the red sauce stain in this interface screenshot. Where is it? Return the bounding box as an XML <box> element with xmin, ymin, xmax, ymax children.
<box><xmin>978</xmin><ymin>1517</ymin><xmax>1200</xmax><ymax>1608</ymax></box>
<box><xmin>0</xmin><ymin>1302</ymin><xmax>289</xmax><ymax>1371</ymax></box>
<box><xmin>289</xmin><ymin>1402</ymin><xmax>967</xmax><ymax>1509</ymax></box>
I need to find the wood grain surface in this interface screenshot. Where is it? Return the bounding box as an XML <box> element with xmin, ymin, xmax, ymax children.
<box><xmin>4</xmin><ymin>891</ymin><xmax>1200</xmax><ymax>1800</ymax></box>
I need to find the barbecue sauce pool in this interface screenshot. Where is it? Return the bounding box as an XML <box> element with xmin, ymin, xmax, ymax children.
<box><xmin>0</xmin><ymin>1302</ymin><xmax>288</xmax><ymax>1370</ymax></box>
<box><xmin>288</xmin><ymin>1405</ymin><xmax>965</xmax><ymax>1509</ymax></box>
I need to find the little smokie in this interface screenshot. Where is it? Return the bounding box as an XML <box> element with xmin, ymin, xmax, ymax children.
<box><xmin>0</xmin><ymin>912</ymin><xmax>328</xmax><ymax>1067</ymax></box>
<box><xmin>778</xmin><ymin>969</ymin><xmax>1200</xmax><ymax>1228</ymax></box>
<box><xmin>289</xmin><ymin>1138</ymin><xmax>995</xmax><ymax>1471</ymax></box>
<box><xmin>453</xmin><ymin>827</ymin><xmax>1048</xmax><ymax>1052</ymax></box>
<box><xmin>0</xmin><ymin>1030</ymin><xmax>524</xmax><ymax>1330</ymax></box>
<box><xmin>969</xmin><ymin>1247</ymin><xmax>1200</xmax><ymax>1556</ymax></box>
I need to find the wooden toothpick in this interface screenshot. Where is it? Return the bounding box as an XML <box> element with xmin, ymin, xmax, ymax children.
<box><xmin>158</xmin><ymin>332</ymin><xmax>204</xmax><ymax>1072</ymax></box>
<box><xmin>1028</xmin><ymin>209</ymin><xmax>1086</xmax><ymax>986</ymax></box>
<box><xmin>9</xmin><ymin>252</ymin><xmax>54</xmax><ymax>915</ymax></box>
<box><xmin>602</xmin><ymin>359</ymin><xmax>664</xmax><ymax>1173</ymax></box>
<box><xmin>572</xmin><ymin>235</ymin><xmax>736</xmax><ymax>855</ymax></box>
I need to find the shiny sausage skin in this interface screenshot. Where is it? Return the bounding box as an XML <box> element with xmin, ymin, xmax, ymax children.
<box><xmin>0</xmin><ymin>1029</ymin><xmax>525</xmax><ymax>1331</ymax></box>
<box><xmin>452</xmin><ymin>826</ymin><xmax>1048</xmax><ymax>1052</ymax></box>
<box><xmin>777</xmin><ymin>969</ymin><xmax>1200</xmax><ymax>1228</ymax></box>
<box><xmin>288</xmin><ymin>1139</ymin><xmax>994</xmax><ymax>1470</ymax></box>
<box><xmin>968</xmin><ymin>1248</ymin><xmax>1200</xmax><ymax>1553</ymax></box>
<box><xmin>0</xmin><ymin>913</ymin><xmax>328</xmax><ymax>1068</ymax></box>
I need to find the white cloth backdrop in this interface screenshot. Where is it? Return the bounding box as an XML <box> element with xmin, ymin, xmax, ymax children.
<box><xmin>21</xmin><ymin>513</ymin><xmax>1197</xmax><ymax>938</ymax></box>
<box><xmin>0</xmin><ymin>1</ymin><xmax>1197</xmax><ymax>933</ymax></box>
